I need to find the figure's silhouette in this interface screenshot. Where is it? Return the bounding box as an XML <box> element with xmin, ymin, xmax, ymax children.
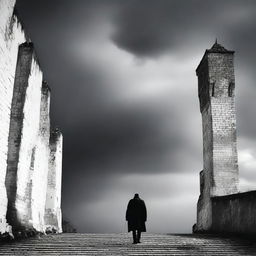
<box><xmin>126</xmin><ymin>193</ymin><xmax>147</xmax><ymax>244</ymax></box>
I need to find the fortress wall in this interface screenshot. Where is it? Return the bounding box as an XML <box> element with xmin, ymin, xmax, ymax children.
<box><xmin>31</xmin><ymin>82</ymin><xmax>51</xmax><ymax>232</ymax></box>
<box><xmin>0</xmin><ymin>0</ymin><xmax>27</xmax><ymax>234</ymax></box>
<box><xmin>5</xmin><ymin>42</ymin><xmax>43</xmax><ymax>232</ymax></box>
<box><xmin>212</xmin><ymin>191</ymin><xmax>256</xmax><ymax>234</ymax></box>
<box><xmin>0</xmin><ymin>0</ymin><xmax>63</xmax><ymax>237</ymax></box>
<box><xmin>45</xmin><ymin>129</ymin><xmax>63</xmax><ymax>233</ymax></box>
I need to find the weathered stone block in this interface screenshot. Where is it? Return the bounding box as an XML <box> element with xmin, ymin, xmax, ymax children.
<box><xmin>31</xmin><ymin>81</ymin><xmax>51</xmax><ymax>232</ymax></box>
<box><xmin>45</xmin><ymin>128</ymin><xmax>63</xmax><ymax>233</ymax></box>
<box><xmin>5</xmin><ymin>42</ymin><xmax>43</xmax><ymax>233</ymax></box>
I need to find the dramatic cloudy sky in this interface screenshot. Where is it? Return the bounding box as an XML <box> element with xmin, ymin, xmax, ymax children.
<box><xmin>16</xmin><ymin>0</ymin><xmax>256</xmax><ymax>233</ymax></box>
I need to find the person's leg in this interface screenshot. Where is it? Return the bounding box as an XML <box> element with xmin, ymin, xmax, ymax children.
<box><xmin>137</xmin><ymin>230</ymin><xmax>141</xmax><ymax>243</ymax></box>
<box><xmin>132</xmin><ymin>230</ymin><xmax>137</xmax><ymax>244</ymax></box>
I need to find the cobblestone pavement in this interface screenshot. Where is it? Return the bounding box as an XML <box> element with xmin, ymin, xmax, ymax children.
<box><xmin>1</xmin><ymin>233</ymin><xmax>256</xmax><ymax>255</ymax></box>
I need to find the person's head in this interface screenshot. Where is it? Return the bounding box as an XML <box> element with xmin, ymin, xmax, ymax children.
<box><xmin>134</xmin><ymin>193</ymin><xmax>139</xmax><ymax>199</ymax></box>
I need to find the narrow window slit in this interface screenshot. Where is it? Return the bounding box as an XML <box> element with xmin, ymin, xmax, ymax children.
<box><xmin>228</xmin><ymin>82</ymin><xmax>234</xmax><ymax>97</ymax></box>
<box><xmin>211</xmin><ymin>82</ymin><xmax>215</xmax><ymax>97</ymax></box>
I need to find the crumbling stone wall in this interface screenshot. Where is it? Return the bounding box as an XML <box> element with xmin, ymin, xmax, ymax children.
<box><xmin>0</xmin><ymin>0</ymin><xmax>63</xmax><ymax>237</ymax></box>
<box><xmin>195</xmin><ymin>42</ymin><xmax>239</xmax><ymax>232</ymax></box>
<box><xmin>45</xmin><ymin>129</ymin><xmax>63</xmax><ymax>233</ymax></box>
<box><xmin>31</xmin><ymin>81</ymin><xmax>51</xmax><ymax>232</ymax></box>
<box><xmin>5</xmin><ymin>42</ymin><xmax>43</xmax><ymax>233</ymax></box>
<box><xmin>0</xmin><ymin>0</ymin><xmax>26</xmax><ymax>234</ymax></box>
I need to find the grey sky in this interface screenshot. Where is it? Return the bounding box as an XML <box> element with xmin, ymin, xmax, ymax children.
<box><xmin>16</xmin><ymin>0</ymin><xmax>256</xmax><ymax>233</ymax></box>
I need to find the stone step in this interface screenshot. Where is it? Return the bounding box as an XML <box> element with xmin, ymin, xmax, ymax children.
<box><xmin>0</xmin><ymin>233</ymin><xmax>256</xmax><ymax>255</ymax></box>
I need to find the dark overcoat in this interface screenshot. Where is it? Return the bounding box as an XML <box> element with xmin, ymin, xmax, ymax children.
<box><xmin>126</xmin><ymin>198</ymin><xmax>147</xmax><ymax>232</ymax></box>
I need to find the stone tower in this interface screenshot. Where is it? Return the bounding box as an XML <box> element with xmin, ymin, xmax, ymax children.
<box><xmin>195</xmin><ymin>41</ymin><xmax>239</xmax><ymax>231</ymax></box>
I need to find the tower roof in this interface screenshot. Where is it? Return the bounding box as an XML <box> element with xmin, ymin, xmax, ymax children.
<box><xmin>196</xmin><ymin>40</ymin><xmax>234</xmax><ymax>73</ymax></box>
<box><xmin>206</xmin><ymin>40</ymin><xmax>234</xmax><ymax>54</ymax></box>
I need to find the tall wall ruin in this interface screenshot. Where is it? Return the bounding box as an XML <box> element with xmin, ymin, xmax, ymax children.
<box><xmin>0</xmin><ymin>0</ymin><xmax>63</xmax><ymax>237</ymax></box>
<box><xmin>45</xmin><ymin>128</ymin><xmax>63</xmax><ymax>233</ymax></box>
<box><xmin>195</xmin><ymin>42</ymin><xmax>256</xmax><ymax>234</ymax></box>
<box><xmin>0</xmin><ymin>0</ymin><xmax>26</xmax><ymax>235</ymax></box>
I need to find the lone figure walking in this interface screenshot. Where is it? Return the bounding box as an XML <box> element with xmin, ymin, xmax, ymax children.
<box><xmin>126</xmin><ymin>193</ymin><xmax>147</xmax><ymax>244</ymax></box>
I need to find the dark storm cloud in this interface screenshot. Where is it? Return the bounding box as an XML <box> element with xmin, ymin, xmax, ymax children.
<box><xmin>111</xmin><ymin>0</ymin><xmax>256</xmax><ymax>58</ymax></box>
<box><xmin>111</xmin><ymin>0</ymin><xmax>208</xmax><ymax>57</ymax></box>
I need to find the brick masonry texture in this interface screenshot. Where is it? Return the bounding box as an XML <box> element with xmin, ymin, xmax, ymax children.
<box><xmin>0</xmin><ymin>0</ymin><xmax>63</xmax><ymax>237</ymax></box>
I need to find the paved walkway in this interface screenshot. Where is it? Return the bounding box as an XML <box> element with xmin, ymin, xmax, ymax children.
<box><xmin>1</xmin><ymin>233</ymin><xmax>256</xmax><ymax>255</ymax></box>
